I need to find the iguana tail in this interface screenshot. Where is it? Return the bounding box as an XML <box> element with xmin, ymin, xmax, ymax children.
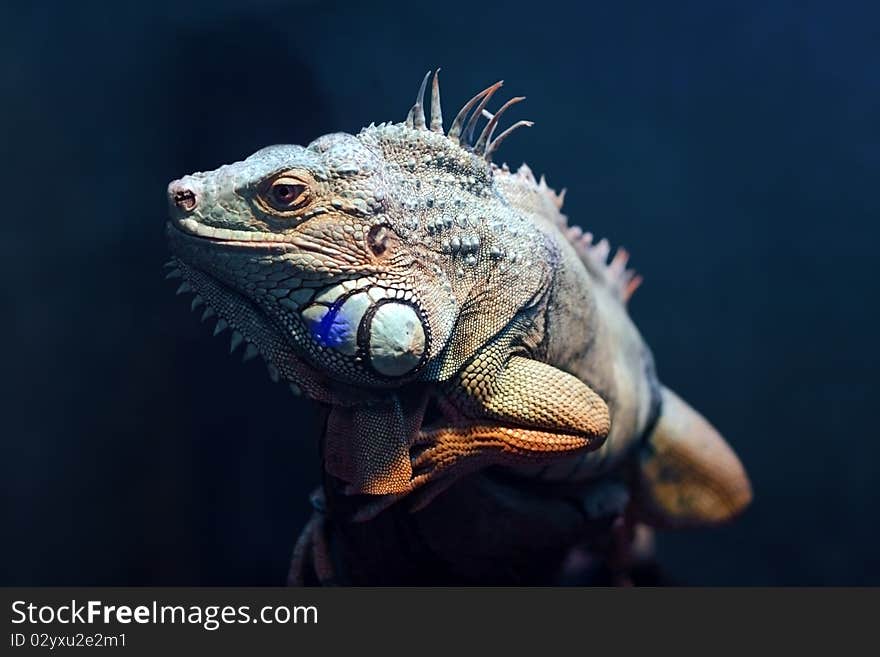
<box><xmin>634</xmin><ymin>386</ymin><xmax>752</xmax><ymax>528</ymax></box>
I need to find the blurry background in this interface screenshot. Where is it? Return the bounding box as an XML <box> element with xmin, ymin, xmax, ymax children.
<box><xmin>2</xmin><ymin>0</ymin><xmax>877</xmax><ymax>585</ymax></box>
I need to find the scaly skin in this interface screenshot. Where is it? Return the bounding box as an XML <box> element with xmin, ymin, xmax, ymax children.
<box><xmin>166</xmin><ymin>71</ymin><xmax>752</xmax><ymax>584</ymax></box>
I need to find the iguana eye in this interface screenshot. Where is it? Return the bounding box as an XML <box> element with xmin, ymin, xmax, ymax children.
<box><xmin>263</xmin><ymin>174</ymin><xmax>312</xmax><ymax>212</ymax></box>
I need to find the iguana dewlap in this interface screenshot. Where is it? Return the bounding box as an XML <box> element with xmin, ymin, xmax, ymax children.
<box><xmin>166</xmin><ymin>71</ymin><xmax>751</xmax><ymax>584</ymax></box>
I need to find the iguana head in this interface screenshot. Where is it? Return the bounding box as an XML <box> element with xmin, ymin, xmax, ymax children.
<box><xmin>166</xmin><ymin>71</ymin><xmax>542</xmax><ymax>392</ymax></box>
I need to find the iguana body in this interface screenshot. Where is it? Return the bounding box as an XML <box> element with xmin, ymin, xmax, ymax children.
<box><xmin>166</xmin><ymin>72</ymin><xmax>751</xmax><ymax>584</ymax></box>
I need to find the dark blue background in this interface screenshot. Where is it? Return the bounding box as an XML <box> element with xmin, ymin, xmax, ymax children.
<box><xmin>2</xmin><ymin>0</ymin><xmax>877</xmax><ymax>584</ymax></box>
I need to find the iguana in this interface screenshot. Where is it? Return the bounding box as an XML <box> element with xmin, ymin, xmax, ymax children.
<box><xmin>165</xmin><ymin>71</ymin><xmax>751</xmax><ymax>585</ymax></box>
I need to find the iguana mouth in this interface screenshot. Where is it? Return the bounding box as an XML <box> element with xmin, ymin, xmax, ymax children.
<box><xmin>169</xmin><ymin>218</ymin><xmax>292</xmax><ymax>248</ymax></box>
<box><xmin>167</xmin><ymin>220</ymin><xmax>358</xmax><ymax>265</ymax></box>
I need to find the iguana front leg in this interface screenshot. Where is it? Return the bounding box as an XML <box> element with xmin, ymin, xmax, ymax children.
<box><xmin>401</xmin><ymin>354</ymin><xmax>611</xmax><ymax>509</ymax></box>
<box><xmin>453</xmin><ymin>354</ymin><xmax>611</xmax><ymax>439</ymax></box>
<box><xmin>347</xmin><ymin>354</ymin><xmax>611</xmax><ymax>519</ymax></box>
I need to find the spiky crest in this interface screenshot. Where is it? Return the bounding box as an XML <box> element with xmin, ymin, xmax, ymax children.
<box><xmin>504</xmin><ymin>164</ymin><xmax>642</xmax><ymax>304</ymax></box>
<box><xmin>404</xmin><ymin>70</ymin><xmax>532</xmax><ymax>162</ymax></box>
<box><xmin>400</xmin><ymin>71</ymin><xmax>641</xmax><ymax>304</ymax></box>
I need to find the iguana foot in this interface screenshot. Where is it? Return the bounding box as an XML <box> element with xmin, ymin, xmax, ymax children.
<box><xmin>350</xmin><ymin>422</ymin><xmax>597</xmax><ymax>521</ymax></box>
<box><xmin>288</xmin><ymin>489</ymin><xmax>336</xmax><ymax>586</ymax></box>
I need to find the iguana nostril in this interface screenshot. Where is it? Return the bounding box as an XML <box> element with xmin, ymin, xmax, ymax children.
<box><xmin>173</xmin><ymin>189</ymin><xmax>197</xmax><ymax>212</ymax></box>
